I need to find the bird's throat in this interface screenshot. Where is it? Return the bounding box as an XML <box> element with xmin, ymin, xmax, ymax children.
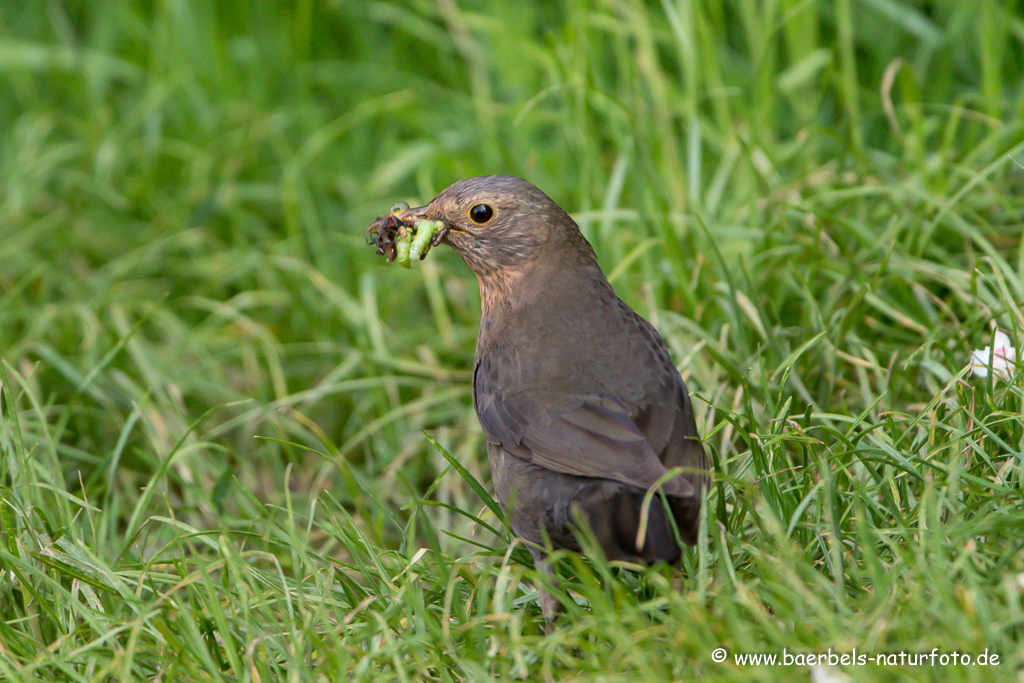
<box><xmin>476</xmin><ymin>267</ymin><xmax>529</xmax><ymax>321</ymax></box>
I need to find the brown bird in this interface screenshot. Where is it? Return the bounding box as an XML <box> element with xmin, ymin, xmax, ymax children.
<box><xmin>392</xmin><ymin>175</ymin><xmax>706</xmax><ymax>627</ymax></box>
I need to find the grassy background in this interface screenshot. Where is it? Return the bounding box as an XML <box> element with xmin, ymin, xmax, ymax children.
<box><xmin>2</xmin><ymin>0</ymin><xmax>1023</xmax><ymax>680</ymax></box>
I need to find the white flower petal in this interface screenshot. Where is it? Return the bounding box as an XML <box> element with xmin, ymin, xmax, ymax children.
<box><xmin>970</xmin><ymin>329</ymin><xmax>1019</xmax><ymax>380</ymax></box>
<box><xmin>971</xmin><ymin>346</ymin><xmax>993</xmax><ymax>377</ymax></box>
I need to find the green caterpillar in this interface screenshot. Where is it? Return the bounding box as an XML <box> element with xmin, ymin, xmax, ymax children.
<box><xmin>396</xmin><ymin>220</ymin><xmax>445</xmax><ymax>268</ymax></box>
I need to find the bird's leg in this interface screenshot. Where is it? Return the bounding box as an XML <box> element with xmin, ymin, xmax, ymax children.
<box><xmin>529</xmin><ymin>548</ymin><xmax>562</xmax><ymax>634</ymax></box>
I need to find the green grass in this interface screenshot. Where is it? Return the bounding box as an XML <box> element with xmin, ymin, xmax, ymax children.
<box><xmin>2</xmin><ymin>0</ymin><xmax>1023</xmax><ymax>681</ymax></box>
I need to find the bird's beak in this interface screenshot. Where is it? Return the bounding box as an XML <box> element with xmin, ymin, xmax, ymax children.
<box><xmin>393</xmin><ymin>204</ymin><xmax>458</xmax><ymax>247</ymax></box>
<box><xmin>393</xmin><ymin>205</ymin><xmax>430</xmax><ymax>223</ymax></box>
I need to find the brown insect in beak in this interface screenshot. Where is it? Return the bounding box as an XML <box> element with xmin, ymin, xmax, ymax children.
<box><xmin>368</xmin><ymin>203</ymin><xmax>417</xmax><ymax>264</ymax></box>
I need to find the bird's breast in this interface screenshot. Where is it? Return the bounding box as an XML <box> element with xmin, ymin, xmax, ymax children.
<box><xmin>475</xmin><ymin>283</ymin><xmax>667</xmax><ymax>404</ymax></box>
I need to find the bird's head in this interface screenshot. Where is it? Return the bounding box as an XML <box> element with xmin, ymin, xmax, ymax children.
<box><xmin>393</xmin><ymin>175</ymin><xmax>590</xmax><ymax>277</ymax></box>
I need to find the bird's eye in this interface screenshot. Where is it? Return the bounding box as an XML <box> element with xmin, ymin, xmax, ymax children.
<box><xmin>468</xmin><ymin>203</ymin><xmax>494</xmax><ymax>224</ymax></box>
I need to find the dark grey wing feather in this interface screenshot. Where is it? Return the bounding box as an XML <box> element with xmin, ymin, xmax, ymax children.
<box><xmin>475</xmin><ymin>386</ymin><xmax>696</xmax><ymax>499</ymax></box>
<box><xmin>640</xmin><ymin>379</ymin><xmax>707</xmax><ymax>545</ymax></box>
<box><xmin>636</xmin><ymin>379</ymin><xmax>707</xmax><ymax>478</ymax></box>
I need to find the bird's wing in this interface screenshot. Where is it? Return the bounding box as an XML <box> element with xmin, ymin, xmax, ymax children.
<box><xmin>634</xmin><ymin>379</ymin><xmax>707</xmax><ymax>481</ymax></box>
<box><xmin>474</xmin><ymin>389</ymin><xmax>697</xmax><ymax>499</ymax></box>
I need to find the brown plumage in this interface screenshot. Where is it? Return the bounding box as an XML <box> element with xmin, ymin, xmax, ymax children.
<box><xmin>392</xmin><ymin>175</ymin><xmax>707</xmax><ymax>627</ymax></box>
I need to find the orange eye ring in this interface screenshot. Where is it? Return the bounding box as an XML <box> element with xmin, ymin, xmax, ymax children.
<box><xmin>469</xmin><ymin>203</ymin><xmax>494</xmax><ymax>224</ymax></box>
